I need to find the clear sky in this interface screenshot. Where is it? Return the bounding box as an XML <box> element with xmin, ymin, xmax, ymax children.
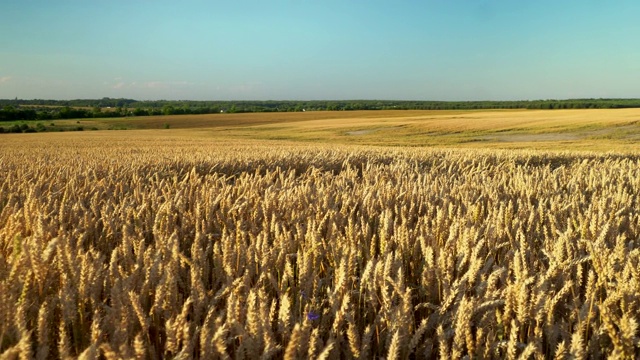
<box><xmin>1</xmin><ymin>0</ymin><xmax>639</xmax><ymax>101</ymax></box>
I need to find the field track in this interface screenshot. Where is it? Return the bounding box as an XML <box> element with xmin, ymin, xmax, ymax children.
<box><xmin>13</xmin><ymin>108</ymin><xmax>640</xmax><ymax>151</ymax></box>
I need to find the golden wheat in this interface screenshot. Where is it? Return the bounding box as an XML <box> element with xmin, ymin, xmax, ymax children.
<box><xmin>1</xmin><ymin>135</ymin><xmax>640</xmax><ymax>358</ymax></box>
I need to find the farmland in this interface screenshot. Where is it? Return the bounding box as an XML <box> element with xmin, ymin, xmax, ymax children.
<box><xmin>1</xmin><ymin>109</ymin><xmax>640</xmax><ymax>358</ymax></box>
<box><xmin>5</xmin><ymin>108</ymin><xmax>640</xmax><ymax>151</ymax></box>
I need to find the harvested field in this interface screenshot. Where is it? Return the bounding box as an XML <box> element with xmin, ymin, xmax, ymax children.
<box><xmin>9</xmin><ymin>108</ymin><xmax>640</xmax><ymax>151</ymax></box>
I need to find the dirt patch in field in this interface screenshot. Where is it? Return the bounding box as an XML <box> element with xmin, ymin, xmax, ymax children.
<box><xmin>345</xmin><ymin>126</ymin><xmax>404</xmax><ymax>136</ymax></box>
<box><xmin>346</xmin><ymin>129</ymin><xmax>378</xmax><ymax>136</ymax></box>
<box><xmin>492</xmin><ymin>133</ymin><xmax>580</xmax><ymax>142</ymax></box>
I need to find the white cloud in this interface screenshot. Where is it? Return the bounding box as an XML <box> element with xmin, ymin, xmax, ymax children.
<box><xmin>229</xmin><ymin>82</ymin><xmax>263</xmax><ymax>94</ymax></box>
<box><xmin>0</xmin><ymin>76</ymin><xmax>12</xmax><ymax>84</ymax></box>
<box><xmin>109</xmin><ymin>79</ymin><xmax>191</xmax><ymax>90</ymax></box>
<box><xmin>144</xmin><ymin>81</ymin><xmax>169</xmax><ymax>89</ymax></box>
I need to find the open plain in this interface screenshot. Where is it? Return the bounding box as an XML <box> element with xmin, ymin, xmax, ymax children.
<box><xmin>13</xmin><ymin>108</ymin><xmax>640</xmax><ymax>151</ymax></box>
<box><xmin>2</xmin><ymin>109</ymin><xmax>640</xmax><ymax>358</ymax></box>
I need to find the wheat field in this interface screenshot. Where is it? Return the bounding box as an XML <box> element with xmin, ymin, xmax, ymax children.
<box><xmin>24</xmin><ymin>108</ymin><xmax>640</xmax><ymax>151</ymax></box>
<box><xmin>1</xmin><ymin>129</ymin><xmax>640</xmax><ymax>359</ymax></box>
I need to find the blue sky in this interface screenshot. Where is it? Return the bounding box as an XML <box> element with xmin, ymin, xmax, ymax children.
<box><xmin>1</xmin><ymin>0</ymin><xmax>639</xmax><ymax>101</ymax></box>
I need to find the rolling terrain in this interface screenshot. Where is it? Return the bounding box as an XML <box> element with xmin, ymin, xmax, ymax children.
<box><xmin>1</xmin><ymin>110</ymin><xmax>640</xmax><ymax>358</ymax></box>
<box><xmin>8</xmin><ymin>108</ymin><xmax>640</xmax><ymax>151</ymax></box>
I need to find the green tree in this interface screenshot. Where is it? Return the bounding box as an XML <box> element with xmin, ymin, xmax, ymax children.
<box><xmin>162</xmin><ymin>105</ymin><xmax>175</xmax><ymax>115</ymax></box>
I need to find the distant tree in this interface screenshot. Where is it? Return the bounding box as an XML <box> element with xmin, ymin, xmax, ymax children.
<box><xmin>162</xmin><ymin>105</ymin><xmax>175</xmax><ymax>115</ymax></box>
<box><xmin>92</xmin><ymin>106</ymin><xmax>102</xmax><ymax>117</ymax></box>
<box><xmin>133</xmin><ymin>108</ymin><xmax>149</xmax><ymax>116</ymax></box>
<box><xmin>36</xmin><ymin>111</ymin><xmax>53</xmax><ymax>120</ymax></box>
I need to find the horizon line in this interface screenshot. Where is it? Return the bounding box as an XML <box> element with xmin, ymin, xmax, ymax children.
<box><xmin>4</xmin><ymin>97</ymin><xmax>640</xmax><ymax>102</ymax></box>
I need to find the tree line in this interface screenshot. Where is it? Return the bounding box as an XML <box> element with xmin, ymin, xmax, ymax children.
<box><xmin>3</xmin><ymin>98</ymin><xmax>640</xmax><ymax>121</ymax></box>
